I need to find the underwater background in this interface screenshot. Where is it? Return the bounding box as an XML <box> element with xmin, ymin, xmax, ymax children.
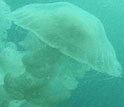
<box><xmin>2</xmin><ymin>0</ymin><xmax>124</xmax><ymax>107</ymax></box>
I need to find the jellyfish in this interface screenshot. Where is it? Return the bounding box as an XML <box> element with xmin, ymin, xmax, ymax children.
<box><xmin>0</xmin><ymin>0</ymin><xmax>11</xmax><ymax>40</ymax></box>
<box><xmin>3</xmin><ymin>2</ymin><xmax>122</xmax><ymax>107</ymax></box>
<box><xmin>0</xmin><ymin>0</ymin><xmax>12</xmax><ymax>86</ymax></box>
<box><xmin>8</xmin><ymin>2</ymin><xmax>122</xmax><ymax>77</ymax></box>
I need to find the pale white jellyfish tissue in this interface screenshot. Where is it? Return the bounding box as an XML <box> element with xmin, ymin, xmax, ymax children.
<box><xmin>0</xmin><ymin>1</ymin><xmax>122</xmax><ymax>107</ymax></box>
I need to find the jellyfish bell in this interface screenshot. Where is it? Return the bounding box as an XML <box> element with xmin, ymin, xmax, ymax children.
<box><xmin>9</xmin><ymin>2</ymin><xmax>122</xmax><ymax>77</ymax></box>
<box><xmin>0</xmin><ymin>0</ymin><xmax>11</xmax><ymax>40</ymax></box>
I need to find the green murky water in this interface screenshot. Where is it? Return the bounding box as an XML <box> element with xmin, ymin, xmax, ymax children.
<box><xmin>0</xmin><ymin>0</ymin><xmax>124</xmax><ymax>107</ymax></box>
